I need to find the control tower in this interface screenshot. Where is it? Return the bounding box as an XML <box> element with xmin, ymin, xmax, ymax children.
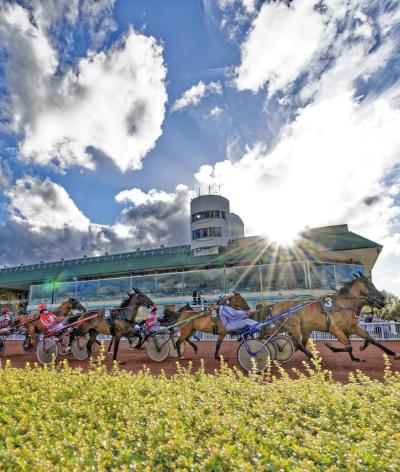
<box><xmin>190</xmin><ymin>193</ymin><xmax>244</xmax><ymax>256</ymax></box>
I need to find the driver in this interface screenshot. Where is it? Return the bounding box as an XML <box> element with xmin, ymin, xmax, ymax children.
<box><xmin>216</xmin><ymin>295</ymin><xmax>258</xmax><ymax>332</ymax></box>
<box><xmin>146</xmin><ymin>305</ymin><xmax>160</xmax><ymax>332</ymax></box>
<box><xmin>38</xmin><ymin>304</ymin><xmax>63</xmax><ymax>331</ymax></box>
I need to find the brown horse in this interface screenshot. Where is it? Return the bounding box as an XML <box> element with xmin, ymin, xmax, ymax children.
<box><xmin>15</xmin><ymin>298</ymin><xmax>86</xmax><ymax>350</ymax></box>
<box><xmin>176</xmin><ymin>292</ymin><xmax>250</xmax><ymax>359</ymax></box>
<box><xmin>73</xmin><ymin>288</ymin><xmax>155</xmax><ymax>361</ymax></box>
<box><xmin>106</xmin><ymin>302</ymin><xmax>192</xmax><ymax>353</ymax></box>
<box><xmin>257</xmin><ymin>273</ymin><xmax>398</xmax><ymax>362</ymax></box>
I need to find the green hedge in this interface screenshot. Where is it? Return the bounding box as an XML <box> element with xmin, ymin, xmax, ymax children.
<box><xmin>0</xmin><ymin>355</ymin><xmax>399</xmax><ymax>471</ymax></box>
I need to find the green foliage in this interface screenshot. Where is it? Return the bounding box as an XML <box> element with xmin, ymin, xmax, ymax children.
<box><xmin>0</xmin><ymin>358</ymin><xmax>399</xmax><ymax>471</ymax></box>
<box><xmin>373</xmin><ymin>290</ymin><xmax>400</xmax><ymax>320</ymax></box>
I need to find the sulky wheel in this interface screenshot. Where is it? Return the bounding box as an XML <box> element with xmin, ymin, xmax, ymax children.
<box><xmin>146</xmin><ymin>335</ymin><xmax>170</xmax><ymax>362</ymax></box>
<box><xmin>127</xmin><ymin>334</ymin><xmax>143</xmax><ymax>351</ymax></box>
<box><xmin>37</xmin><ymin>338</ymin><xmax>58</xmax><ymax>365</ymax></box>
<box><xmin>71</xmin><ymin>335</ymin><xmax>90</xmax><ymax>360</ymax></box>
<box><xmin>0</xmin><ymin>338</ymin><xmax>5</xmax><ymax>356</ymax></box>
<box><xmin>237</xmin><ymin>339</ymin><xmax>272</xmax><ymax>373</ymax></box>
<box><xmin>271</xmin><ymin>335</ymin><xmax>295</xmax><ymax>363</ymax></box>
<box><xmin>23</xmin><ymin>335</ymin><xmax>35</xmax><ymax>354</ymax></box>
<box><xmin>168</xmin><ymin>336</ymin><xmax>185</xmax><ymax>358</ymax></box>
<box><xmin>58</xmin><ymin>334</ymin><xmax>70</xmax><ymax>356</ymax></box>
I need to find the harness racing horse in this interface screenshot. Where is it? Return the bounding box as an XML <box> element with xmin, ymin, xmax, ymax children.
<box><xmin>257</xmin><ymin>273</ymin><xmax>399</xmax><ymax>362</ymax></box>
<box><xmin>15</xmin><ymin>298</ymin><xmax>86</xmax><ymax>351</ymax></box>
<box><xmin>73</xmin><ymin>288</ymin><xmax>155</xmax><ymax>362</ymax></box>
<box><xmin>175</xmin><ymin>293</ymin><xmax>250</xmax><ymax>360</ymax></box>
<box><xmin>106</xmin><ymin>303</ymin><xmax>192</xmax><ymax>353</ymax></box>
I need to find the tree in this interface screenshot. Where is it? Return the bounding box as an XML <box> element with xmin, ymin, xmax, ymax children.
<box><xmin>373</xmin><ymin>290</ymin><xmax>400</xmax><ymax>320</ymax></box>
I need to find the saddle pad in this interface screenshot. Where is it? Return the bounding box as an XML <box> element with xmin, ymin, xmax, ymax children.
<box><xmin>319</xmin><ymin>296</ymin><xmax>337</xmax><ymax>314</ymax></box>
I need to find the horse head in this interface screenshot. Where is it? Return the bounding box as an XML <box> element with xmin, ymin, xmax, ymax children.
<box><xmin>68</xmin><ymin>297</ymin><xmax>86</xmax><ymax>312</ymax></box>
<box><xmin>227</xmin><ymin>292</ymin><xmax>250</xmax><ymax>311</ymax></box>
<box><xmin>352</xmin><ymin>272</ymin><xmax>385</xmax><ymax>308</ymax></box>
<box><xmin>120</xmin><ymin>288</ymin><xmax>154</xmax><ymax>310</ymax></box>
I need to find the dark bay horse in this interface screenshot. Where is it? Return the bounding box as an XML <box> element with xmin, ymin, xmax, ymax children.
<box><xmin>176</xmin><ymin>293</ymin><xmax>250</xmax><ymax>359</ymax></box>
<box><xmin>256</xmin><ymin>274</ymin><xmax>399</xmax><ymax>362</ymax></box>
<box><xmin>73</xmin><ymin>288</ymin><xmax>155</xmax><ymax>361</ymax></box>
<box><xmin>106</xmin><ymin>303</ymin><xmax>192</xmax><ymax>353</ymax></box>
<box><xmin>15</xmin><ymin>298</ymin><xmax>86</xmax><ymax>350</ymax></box>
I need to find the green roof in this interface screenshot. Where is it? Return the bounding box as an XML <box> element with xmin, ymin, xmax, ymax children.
<box><xmin>0</xmin><ymin>225</ymin><xmax>382</xmax><ymax>287</ymax></box>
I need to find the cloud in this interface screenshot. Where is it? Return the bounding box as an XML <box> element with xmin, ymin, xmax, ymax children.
<box><xmin>235</xmin><ymin>0</ymin><xmax>344</xmax><ymax>94</ymax></box>
<box><xmin>171</xmin><ymin>81</ymin><xmax>222</xmax><ymax>112</ymax></box>
<box><xmin>0</xmin><ymin>2</ymin><xmax>167</xmax><ymax>172</ymax></box>
<box><xmin>12</xmin><ymin>0</ymin><xmax>116</xmax><ymax>50</ymax></box>
<box><xmin>0</xmin><ymin>178</ymin><xmax>192</xmax><ymax>265</ymax></box>
<box><xmin>6</xmin><ymin>176</ymin><xmax>90</xmax><ymax>232</ymax></box>
<box><xmin>116</xmin><ymin>185</ymin><xmax>192</xmax><ymax>245</ymax></box>
<box><xmin>0</xmin><ymin>158</ymin><xmax>12</xmax><ymax>190</ymax></box>
<box><xmin>208</xmin><ymin>106</ymin><xmax>223</xmax><ymax>118</ymax></box>
<box><xmin>196</xmin><ymin>1</ymin><xmax>400</xmax><ymax>293</ymax></box>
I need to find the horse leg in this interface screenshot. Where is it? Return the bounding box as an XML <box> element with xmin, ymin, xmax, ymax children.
<box><xmin>113</xmin><ymin>334</ymin><xmax>121</xmax><ymax>362</ymax></box>
<box><xmin>215</xmin><ymin>334</ymin><xmax>225</xmax><ymax>359</ymax></box>
<box><xmin>351</xmin><ymin>326</ymin><xmax>399</xmax><ymax>358</ymax></box>
<box><xmin>289</xmin><ymin>326</ymin><xmax>313</xmax><ymax>360</ymax></box>
<box><xmin>186</xmin><ymin>329</ymin><xmax>198</xmax><ymax>353</ymax></box>
<box><xmin>360</xmin><ymin>339</ymin><xmax>370</xmax><ymax>351</ymax></box>
<box><xmin>27</xmin><ymin>325</ymin><xmax>37</xmax><ymax>349</ymax></box>
<box><xmin>325</xmin><ymin>329</ymin><xmax>362</xmax><ymax>362</ymax></box>
<box><xmin>86</xmin><ymin>329</ymin><xmax>97</xmax><ymax>357</ymax></box>
<box><xmin>108</xmin><ymin>336</ymin><xmax>114</xmax><ymax>353</ymax></box>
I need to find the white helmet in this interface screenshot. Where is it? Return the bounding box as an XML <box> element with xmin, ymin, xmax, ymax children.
<box><xmin>216</xmin><ymin>294</ymin><xmax>227</xmax><ymax>305</ymax></box>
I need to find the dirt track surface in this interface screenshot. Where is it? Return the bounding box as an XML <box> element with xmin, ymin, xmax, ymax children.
<box><xmin>1</xmin><ymin>340</ymin><xmax>400</xmax><ymax>383</ymax></box>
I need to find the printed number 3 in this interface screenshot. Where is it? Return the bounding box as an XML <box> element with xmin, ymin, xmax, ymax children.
<box><xmin>324</xmin><ymin>297</ymin><xmax>333</xmax><ymax>308</ymax></box>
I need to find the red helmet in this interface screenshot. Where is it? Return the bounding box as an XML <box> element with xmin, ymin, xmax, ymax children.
<box><xmin>38</xmin><ymin>304</ymin><xmax>48</xmax><ymax>313</ymax></box>
<box><xmin>151</xmin><ymin>305</ymin><xmax>158</xmax><ymax>311</ymax></box>
<box><xmin>1</xmin><ymin>307</ymin><xmax>10</xmax><ymax>315</ymax></box>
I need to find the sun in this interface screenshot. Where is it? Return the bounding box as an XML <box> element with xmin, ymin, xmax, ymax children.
<box><xmin>262</xmin><ymin>221</ymin><xmax>302</xmax><ymax>247</ymax></box>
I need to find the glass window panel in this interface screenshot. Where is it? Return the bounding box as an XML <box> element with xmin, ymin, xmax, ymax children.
<box><xmin>29</xmin><ymin>284</ymin><xmax>53</xmax><ymax>305</ymax></box>
<box><xmin>335</xmin><ymin>264</ymin><xmax>364</xmax><ymax>286</ymax></box>
<box><xmin>156</xmin><ymin>272</ymin><xmax>183</xmax><ymax>298</ymax></box>
<box><xmin>261</xmin><ymin>262</ymin><xmax>306</xmax><ymax>291</ymax></box>
<box><xmin>131</xmin><ymin>275</ymin><xmax>156</xmax><ymax>297</ymax></box>
<box><xmin>310</xmin><ymin>264</ymin><xmax>336</xmax><ymax>290</ymax></box>
<box><xmin>53</xmin><ymin>282</ymin><xmax>76</xmax><ymax>304</ymax></box>
<box><xmin>97</xmin><ymin>277</ymin><xmax>131</xmax><ymax>301</ymax></box>
<box><xmin>225</xmin><ymin>266</ymin><xmax>261</xmax><ymax>293</ymax></box>
<box><xmin>76</xmin><ymin>280</ymin><xmax>99</xmax><ymax>302</ymax></box>
<box><xmin>183</xmin><ymin>268</ymin><xmax>225</xmax><ymax>297</ymax></box>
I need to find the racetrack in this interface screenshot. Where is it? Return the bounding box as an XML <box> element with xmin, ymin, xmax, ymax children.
<box><xmin>1</xmin><ymin>340</ymin><xmax>399</xmax><ymax>383</ymax></box>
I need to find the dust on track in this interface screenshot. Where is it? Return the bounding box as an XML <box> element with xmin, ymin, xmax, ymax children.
<box><xmin>1</xmin><ymin>340</ymin><xmax>399</xmax><ymax>383</ymax></box>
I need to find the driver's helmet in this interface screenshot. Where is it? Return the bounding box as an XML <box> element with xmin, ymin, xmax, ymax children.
<box><xmin>150</xmin><ymin>305</ymin><xmax>158</xmax><ymax>313</ymax></box>
<box><xmin>216</xmin><ymin>294</ymin><xmax>228</xmax><ymax>305</ymax></box>
<box><xmin>1</xmin><ymin>307</ymin><xmax>10</xmax><ymax>315</ymax></box>
<box><xmin>38</xmin><ymin>303</ymin><xmax>48</xmax><ymax>313</ymax></box>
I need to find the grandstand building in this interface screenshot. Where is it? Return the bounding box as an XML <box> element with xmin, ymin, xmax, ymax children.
<box><xmin>0</xmin><ymin>193</ymin><xmax>383</xmax><ymax>311</ymax></box>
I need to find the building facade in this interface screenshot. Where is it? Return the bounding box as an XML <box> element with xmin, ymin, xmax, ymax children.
<box><xmin>0</xmin><ymin>222</ymin><xmax>382</xmax><ymax>312</ymax></box>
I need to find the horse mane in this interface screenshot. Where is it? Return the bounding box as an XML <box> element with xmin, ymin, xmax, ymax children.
<box><xmin>337</xmin><ymin>275</ymin><xmax>366</xmax><ymax>296</ymax></box>
<box><xmin>119</xmin><ymin>294</ymin><xmax>133</xmax><ymax>308</ymax></box>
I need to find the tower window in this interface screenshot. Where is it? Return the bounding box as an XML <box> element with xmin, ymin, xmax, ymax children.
<box><xmin>191</xmin><ymin>210</ymin><xmax>226</xmax><ymax>222</ymax></box>
<box><xmin>192</xmin><ymin>227</ymin><xmax>222</xmax><ymax>240</ymax></box>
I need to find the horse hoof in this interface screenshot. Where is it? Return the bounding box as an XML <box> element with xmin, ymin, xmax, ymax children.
<box><xmin>394</xmin><ymin>354</ymin><xmax>400</xmax><ymax>360</ymax></box>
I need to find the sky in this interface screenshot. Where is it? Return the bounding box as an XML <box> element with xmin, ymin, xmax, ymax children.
<box><xmin>0</xmin><ymin>0</ymin><xmax>399</xmax><ymax>294</ymax></box>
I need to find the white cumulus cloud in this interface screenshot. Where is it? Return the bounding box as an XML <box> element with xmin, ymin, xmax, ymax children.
<box><xmin>6</xmin><ymin>176</ymin><xmax>90</xmax><ymax>232</ymax></box>
<box><xmin>172</xmin><ymin>81</ymin><xmax>222</xmax><ymax>112</ymax></box>
<box><xmin>235</xmin><ymin>0</ymin><xmax>346</xmax><ymax>93</ymax></box>
<box><xmin>0</xmin><ymin>2</ymin><xmax>167</xmax><ymax>172</ymax></box>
